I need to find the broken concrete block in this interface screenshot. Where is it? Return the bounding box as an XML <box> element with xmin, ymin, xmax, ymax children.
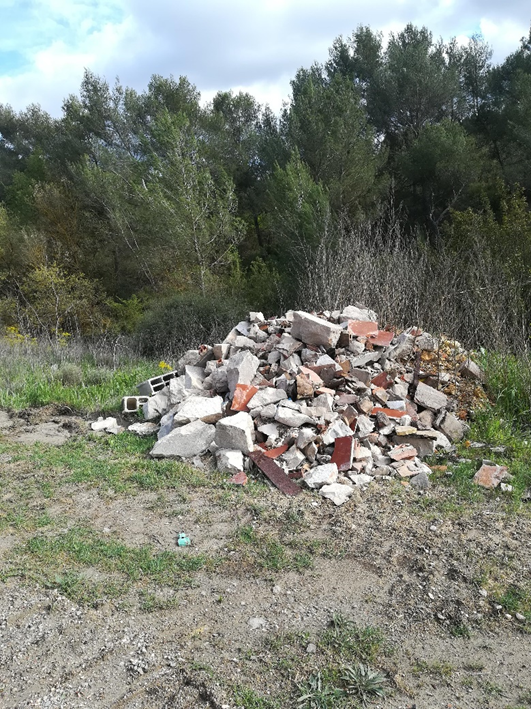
<box><xmin>321</xmin><ymin>419</ymin><xmax>354</xmax><ymax>445</ymax></box>
<box><xmin>122</xmin><ymin>395</ymin><xmax>149</xmax><ymax>414</ymax></box>
<box><xmin>392</xmin><ymin>435</ymin><xmax>435</xmax><ymax>458</ymax></box>
<box><xmin>356</xmin><ymin>415</ymin><xmax>374</xmax><ymax>438</ymax></box>
<box><xmin>91</xmin><ymin>417</ymin><xmax>121</xmax><ymax>433</ymax></box>
<box><xmin>281</xmin><ymin>446</ymin><xmax>306</xmax><ymax>470</ymax></box>
<box><xmin>473</xmin><ymin>464</ymin><xmax>509</xmax><ymax>489</ymax></box>
<box><xmin>215</xmin><ymin>411</ymin><xmax>255</xmax><ymax>454</ymax></box>
<box><xmin>207</xmin><ymin>366</ymin><xmax>229</xmax><ymax>394</ymax></box>
<box><xmin>185</xmin><ymin>365</ymin><xmax>206</xmax><ymax>390</ymax></box>
<box><xmin>297</xmin><ymin>428</ymin><xmax>318</xmax><ymax>449</ymax></box>
<box><xmin>275</xmin><ymin>406</ymin><xmax>314</xmax><ymax>428</ymax></box>
<box><xmin>349</xmin><ymin>473</ymin><xmax>373</xmax><ymax>486</ymax></box>
<box><xmin>142</xmin><ymin>390</ymin><xmax>170</xmax><ymax>420</ymax></box>
<box><xmin>226</xmin><ymin>350</ymin><xmax>260</xmax><ymax>396</ymax></box>
<box><xmin>174</xmin><ymin>395</ymin><xmax>224</xmax><ymax>425</ymax></box>
<box><xmin>319</xmin><ymin>482</ymin><xmax>354</xmax><ymax>506</ymax></box>
<box><xmin>303</xmin><ymin>463</ymin><xmax>338</xmax><ymax>489</ymax></box>
<box><xmin>459</xmin><ymin>358</ymin><xmax>484</xmax><ymax>381</ymax></box>
<box><xmin>414</xmin><ymin>382</ymin><xmax>448</xmax><ymax>412</ymax></box>
<box><xmin>128</xmin><ymin>421</ymin><xmax>159</xmax><ymax>437</ymax></box>
<box><xmin>213</xmin><ymin>343</ymin><xmax>230</xmax><ymax>360</ymax></box>
<box><xmin>417</xmin><ymin>409</ymin><xmax>435</xmax><ymax>429</ymax></box>
<box><xmin>216</xmin><ymin>448</ymin><xmax>244</xmax><ymax>474</ymax></box>
<box><xmin>175</xmin><ymin>350</ymin><xmax>201</xmax><ymax>374</ymax></box>
<box><xmin>349</xmin><ymin>351</ymin><xmax>381</xmax><ymax>368</ymax></box>
<box><xmin>389</xmin><ymin>443</ymin><xmax>418</xmax><ymax>461</ymax></box>
<box><xmin>291</xmin><ymin>311</ymin><xmax>342</xmax><ymax>348</ymax></box>
<box><xmin>339</xmin><ymin>305</ymin><xmax>378</xmax><ymax>323</ymax></box>
<box><xmin>150</xmin><ymin>420</ymin><xmax>215</xmax><ymax>458</ymax></box>
<box><xmin>437</xmin><ymin>412</ymin><xmax>466</xmax><ymax>442</ymax></box>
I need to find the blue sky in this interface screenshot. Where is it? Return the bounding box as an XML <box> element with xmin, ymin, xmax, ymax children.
<box><xmin>0</xmin><ymin>0</ymin><xmax>529</xmax><ymax>115</ymax></box>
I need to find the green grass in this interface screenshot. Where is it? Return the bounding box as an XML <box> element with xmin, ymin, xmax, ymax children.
<box><xmin>0</xmin><ymin>336</ymin><xmax>158</xmax><ymax>413</ymax></box>
<box><xmin>320</xmin><ymin>613</ymin><xmax>387</xmax><ymax>664</ymax></box>
<box><xmin>2</xmin><ymin>525</ymin><xmax>216</xmax><ymax>606</ymax></box>
<box><xmin>232</xmin><ymin>524</ymin><xmax>316</xmax><ymax>573</ymax></box>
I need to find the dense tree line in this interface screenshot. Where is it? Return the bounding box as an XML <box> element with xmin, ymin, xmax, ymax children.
<box><xmin>1</xmin><ymin>23</ymin><xmax>531</xmax><ymax>347</ymax></box>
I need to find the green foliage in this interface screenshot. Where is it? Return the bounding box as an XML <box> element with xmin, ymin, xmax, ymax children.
<box><xmin>341</xmin><ymin>663</ymin><xmax>389</xmax><ymax>706</ymax></box>
<box><xmin>320</xmin><ymin>613</ymin><xmax>386</xmax><ymax>664</ymax></box>
<box><xmin>1</xmin><ymin>263</ymin><xmax>109</xmax><ymax>339</ymax></box>
<box><xmin>297</xmin><ymin>672</ymin><xmax>346</xmax><ymax>709</ymax></box>
<box><xmin>135</xmin><ymin>290</ymin><xmax>249</xmax><ymax>358</ymax></box>
<box><xmin>0</xmin><ymin>334</ymin><xmax>156</xmax><ymax>412</ymax></box>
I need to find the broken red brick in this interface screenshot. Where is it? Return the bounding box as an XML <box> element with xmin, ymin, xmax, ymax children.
<box><xmin>371</xmin><ymin>407</ymin><xmax>409</xmax><ymax>419</ymax></box>
<box><xmin>296</xmin><ymin>373</ymin><xmax>315</xmax><ymax>398</ymax></box>
<box><xmin>368</xmin><ymin>330</ymin><xmax>394</xmax><ymax>347</ymax></box>
<box><xmin>249</xmin><ymin>451</ymin><xmax>301</xmax><ymax>496</ymax></box>
<box><xmin>347</xmin><ymin>320</ymin><xmax>378</xmax><ymax>337</ymax></box>
<box><xmin>300</xmin><ymin>366</ymin><xmax>324</xmax><ymax>387</ymax></box>
<box><xmin>473</xmin><ymin>464</ymin><xmax>509</xmax><ymax>489</ymax></box>
<box><xmin>231</xmin><ymin>384</ymin><xmax>259</xmax><ymax>411</ymax></box>
<box><xmin>371</xmin><ymin>372</ymin><xmax>394</xmax><ymax>389</ymax></box>
<box><xmin>389</xmin><ymin>444</ymin><xmax>417</xmax><ymax>461</ymax></box>
<box><xmin>228</xmin><ymin>471</ymin><xmax>248</xmax><ymax>485</ymax></box>
<box><xmin>331</xmin><ymin>436</ymin><xmax>354</xmax><ymax>472</ymax></box>
<box><xmin>263</xmin><ymin>444</ymin><xmax>289</xmax><ymax>459</ymax></box>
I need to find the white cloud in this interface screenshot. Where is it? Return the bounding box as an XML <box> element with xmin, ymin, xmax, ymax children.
<box><xmin>0</xmin><ymin>0</ymin><xmax>529</xmax><ymax>116</ymax></box>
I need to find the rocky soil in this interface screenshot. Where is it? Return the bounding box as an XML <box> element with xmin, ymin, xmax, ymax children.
<box><xmin>0</xmin><ymin>408</ymin><xmax>530</xmax><ymax>708</ymax></box>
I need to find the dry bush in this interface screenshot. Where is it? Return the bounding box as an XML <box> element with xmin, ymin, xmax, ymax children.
<box><xmin>291</xmin><ymin>208</ymin><xmax>529</xmax><ymax>352</ymax></box>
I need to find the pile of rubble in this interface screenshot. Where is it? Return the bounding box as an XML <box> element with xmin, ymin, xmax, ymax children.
<box><xmin>114</xmin><ymin>307</ymin><xmax>486</xmax><ymax>505</ymax></box>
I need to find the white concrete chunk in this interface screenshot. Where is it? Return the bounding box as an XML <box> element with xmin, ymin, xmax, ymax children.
<box><xmin>319</xmin><ymin>482</ymin><xmax>354</xmax><ymax>506</ymax></box>
<box><xmin>150</xmin><ymin>419</ymin><xmax>215</xmax><ymax>458</ymax></box>
<box><xmin>226</xmin><ymin>350</ymin><xmax>260</xmax><ymax>396</ymax></box>
<box><xmin>414</xmin><ymin>382</ymin><xmax>448</xmax><ymax>412</ymax></box>
<box><xmin>290</xmin><ymin>311</ymin><xmax>342</xmax><ymax>348</ymax></box>
<box><xmin>174</xmin><ymin>395</ymin><xmax>224</xmax><ymax>425</ymax></box>
<box><xmin>215</xmin><ymin>411</ymin><xmax>255</xmax><ymax>454</ymax></box>
<box><xmin>216</xmin><ymin>448</ymin><xmax>244</xmax><ymax>474</ymax></box>
<box><xmin>303</xmin><ymin>463</ymin><xmax>338</xmax><ymax>489</ymax></box>
<box><xmin>185</xmin><ymin>365</ymin><xmax>206</xmax><ymax>390</ymax></box>
<box><xmin>275</xmin><ymin>406</ymin><xmax>314</xmax><ymax>428</ymax></box>
<box><xmin>247</xmin><ymin>387</ymin><xmax>287</xmax><ymax>409</ymax></box>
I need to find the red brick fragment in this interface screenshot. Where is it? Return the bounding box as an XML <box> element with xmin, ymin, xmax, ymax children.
<box><xmin>249</xmin><ymin>451</ymin><xmax>301</xmax><ymax>496</ymax></box>
<box><xmin>300</xmin><ymin>366</ymin><xmax>324</xmax><ymax>387</ymax></box>
<box><xmin>347</xmin><ymin>321</ymin><xmax>378</xmax><ymax>337</ymax></box>
<box><xmin>331</xmin><ymin>436</ymin><xmax>354</xmax><ymax>472</ymax></box>
<box><xmin>263</xmin><ymin>444</ymin><xmax>289</xmax><ymax>459</ymax></box>
<box><xmin>371</xmin><ymin>372</ymin><xmax>394</xmax><ymax>389</ymax></box>
<box><xmin>228</xmin><ymin>471</ymin><xmax>248</xmax><ymax>485</ymax></box>
<box><xmin>389</xmin><ymin>444</ymin><xmax>417</xmax><ymax>461</ymax></box>
<box><xmin>368</xmin><ymin>330</ymin><xmax>394</xmax><ymax>347</ymax></box>
<box><xmin>231</xmin><ymin>384</ymin><xmax>259</xmax><ymax>411</ymax></box>
<box><xmin>473</xmin><ymin>464</ymin><xmax>509</xmax><ymax>489</ymax></box>
<box><xmin>371</xmin><ymin>407</ymin><xmax>408</xmax><ymax>419</ymax></box>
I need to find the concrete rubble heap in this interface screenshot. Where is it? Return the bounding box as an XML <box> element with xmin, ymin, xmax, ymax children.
<box><xmin>123</xmin><ymin>307</ymin><xmax>485</xmax><ymax>505</ymax></box>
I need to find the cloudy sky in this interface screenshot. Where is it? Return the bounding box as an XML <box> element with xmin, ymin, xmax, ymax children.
<box><xmin>0</xmin><ymin>0</ymin><xmax>529</xmax><ymax>116</ymax></box>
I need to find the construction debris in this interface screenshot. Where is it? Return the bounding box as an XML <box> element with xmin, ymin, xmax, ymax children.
<box><xmin>120</xmin><ymin>306</ymin><xmax>491</xmax><ymax>504</ymax></box>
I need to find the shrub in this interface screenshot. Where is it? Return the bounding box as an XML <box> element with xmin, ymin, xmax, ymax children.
<box><xmin>135</xmin><ymin>291</ymin><xmax>249</xmax><ymax>358</ymax></box>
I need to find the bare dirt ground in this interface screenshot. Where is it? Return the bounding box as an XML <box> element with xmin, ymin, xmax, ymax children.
<box><xmin>0</xmin><ymin>409</ymin><xmax>530</xmax><ymax>709</ymax></box>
